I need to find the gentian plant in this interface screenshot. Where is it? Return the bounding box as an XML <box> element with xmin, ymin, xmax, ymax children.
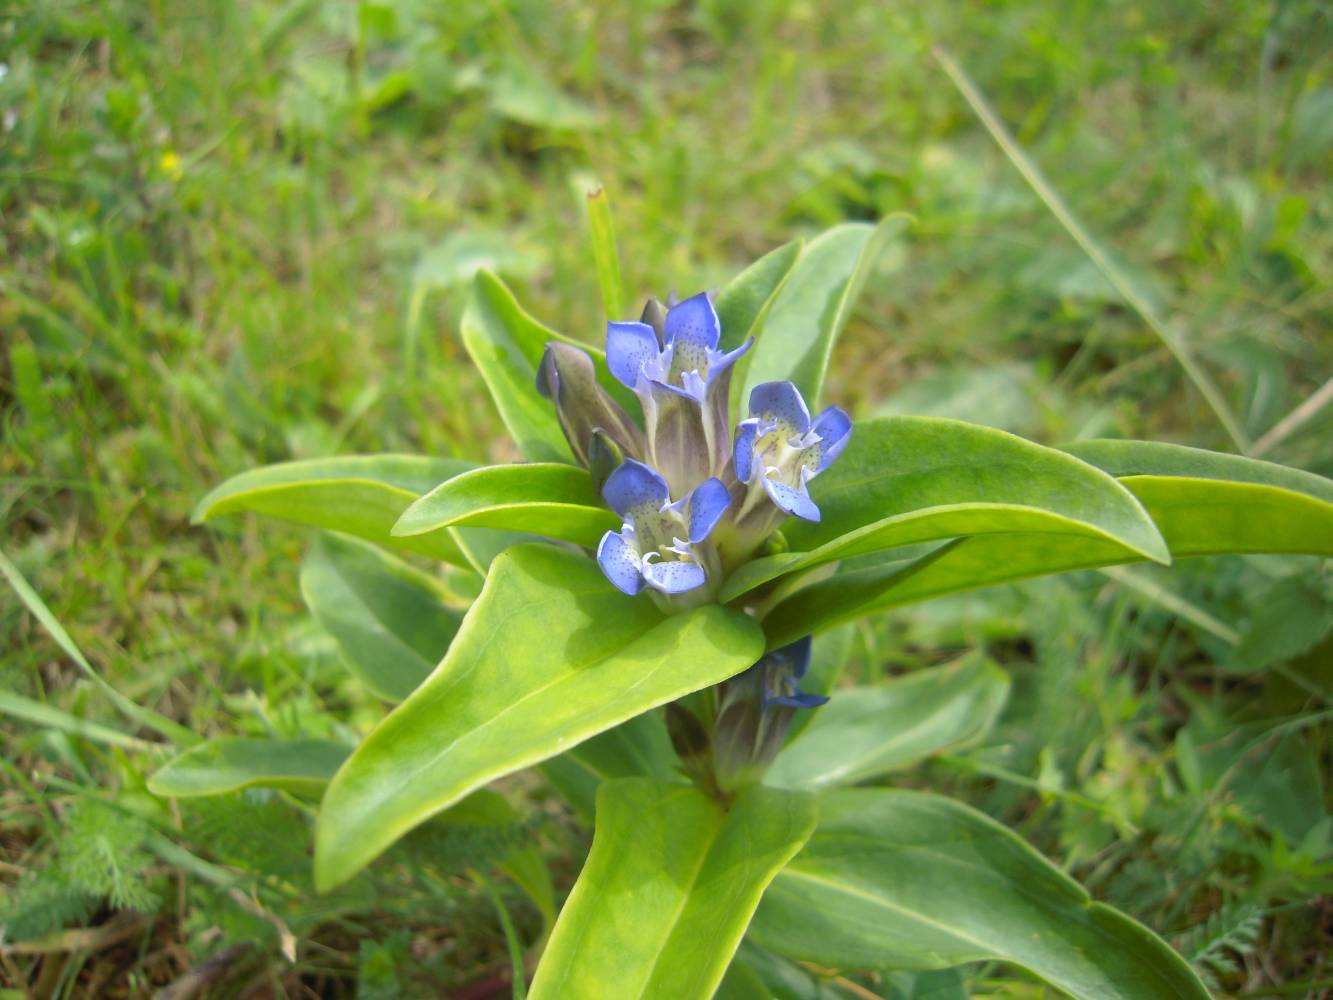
<box><xmin>166</xmin><ymin>217</ymin><xmax>1333</xmax><ymax>999</ymax></box>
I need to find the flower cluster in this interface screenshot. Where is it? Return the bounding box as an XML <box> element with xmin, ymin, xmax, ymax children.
<box><xmin>539</xmin><ymin>291</ymin><xmax>852</xmax><ymax>612</ymax></box>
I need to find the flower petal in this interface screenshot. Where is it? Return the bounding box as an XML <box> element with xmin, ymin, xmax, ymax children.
<box><xmin>596</xmin><ymin>529</ymin><xmax>644</xmax><ymax>595</ymax></box>
<box><xmin>808</xmin><ymin>405</ymin><xmax>853</xmax><ymax>473</ymax></box>
<box><xmin>770</xmin><ymin>636</ymin><xmax>813</xmax><ymax>681</ymax></box>
<box><xmin>663</xmin><ymin>292</ymin><xmax>720</xmax><ymax>352</ymax></box>
<box><xmin>606</xmin><ymin>321</ymin><xmax>661</xmax><ymax>389</ymax></box>
<box><xmin>766</xmin><ymin>689</ymin><xmax>830</xmax><ymax>709</ymax></box>
<box><xmin>602</xmin><ymin>459</ymin><xmax>670</xmax><ymax>519</ymax></box>
<box><xmin>762</xmin><ymin>471</ymin><xmax>821</xmax><ymax>522</ymax></box>
<box><xmin>685</xmin><ymin>477</ymin><xmax>731</xmax><ymax>544</ymax></box>
<box><xmin>706</xmin><ymin>337</ymin><xmax>752</xmax><ymax>381</ymax></box>
<box><xmin>749</xmin><ymin>381</ymin><xmax>812</xmax><ymax>438</ymax></box>
<box><xmin>641</xmin><ymin>556</ymin><xmax>707</xmax><ymax>594</ymax></box>
<box><xmin>733</xmin><ymin>419</ymin><xmax>761</xmax><ymax>484</ymax></box>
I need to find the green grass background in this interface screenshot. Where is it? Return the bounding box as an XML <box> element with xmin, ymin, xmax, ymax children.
<box><xmin>2</xmin><ymin>0</ymin><xmax>1331</xmax><ymax>996</ymax></box>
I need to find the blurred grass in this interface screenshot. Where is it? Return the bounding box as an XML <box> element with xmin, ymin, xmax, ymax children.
<box><xmin>2</xmin><ymin>0</ymin><xmax>1331</xmax><ymax>995</ymax></box>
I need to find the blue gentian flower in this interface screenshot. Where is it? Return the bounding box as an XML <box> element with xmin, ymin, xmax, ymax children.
<box><xmin>733</xmin><ymin>381</ymin><xmax>852</xmax><ymax>523</ymax></box>
<box><xmin>596</xmin><ymin>458</ymin><xmax>731</xmax><ymax>598</ymax></box>
<box><xmin>606</xmin><ymin>292</ymin><xmax>751</xmax><ymax>497</ymax></box>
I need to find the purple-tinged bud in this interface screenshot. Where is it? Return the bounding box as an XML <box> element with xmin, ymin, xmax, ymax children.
<box><xmin>712</xmin><ymin>637</ymin><xmax>827</xmax><ymax>793</ymax></box>
<box><xmin>536</xmin><ymin>341</ymin><xmax>643</xmax><ymax>469</ymax></box>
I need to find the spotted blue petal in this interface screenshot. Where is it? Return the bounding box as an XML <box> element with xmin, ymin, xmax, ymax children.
<box><xmin>663</xmin><ymin>292</ymin><xmax>720</xmax><ymax>351</ymax></box>
<box><xmin>596</xmin><ymin>529</ymin><xmax>644</xmax><ymax>595</ymax></box>
<box><xmin>685</xmin><ymin>477</ymin><xmax>731</xmax><ymax>544</ymax></box>
<box><xmin>606</xmin><ymin>321</ymin><xmax>661</xmax><ymax>389</ymax></box>
<box><xmin>641</xmin><ymin>556</ymin><xmax>707</xmax><ymax>594</ymax></box>
<box><xmin>749</xmin><ymin>381</ymin><xmax>812</xmax><ymax>438</ymax></box>
<box><xmin>602</xmin><ymin>458</ymin><xmax>669</xmax><ymax>519</ymax></box>
<box><xmin>733</xmin><ymin>419</ymin><xmax>761</xmax><ymax>485</ymax></box>
<box><xmin>809</xmin><ymin>405</ymin><xmax>853</xmax><ymax>473</ymax></box>
<box><xmin>762</xmin><ymin>471</ymin><xmax>820</xmax><ymax>522</ymax></box>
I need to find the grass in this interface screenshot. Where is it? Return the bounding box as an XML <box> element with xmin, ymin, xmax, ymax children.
<box><xmin>2</xmin><ymin>0</ymin><xmax>1331</xmax><ymax>995</ymax></box>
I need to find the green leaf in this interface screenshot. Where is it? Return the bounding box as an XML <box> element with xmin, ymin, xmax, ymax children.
<box><xmin>718</xmin><ymin>943</ymin><xmax>868</xmax><ymax>1000</ymax></box>
<box><xmin>750</xmin><ymin>789</ymin><xmax>1211</xmax><ymax>999</ymax></box>
<box><xmin>741</xmin><ymin>217</ymin><xmax>908</xmax><ymax>409</ymax></box>
<box><xmin>716</xmin><ymin>239</ymin><xmax>803</xmax><ymax>353</ymax></box>
<box><xmin>147</xmin><ymin>738</ymin><xmax>350</xmax><ymax>797</ymax></box>
<box><xmin>314</xmin><ymin>544</ymin><xmax>764</xmax><ymax>889</ymax></box>
<box><xmin>541</xmin><ymin>711</ymin><xmax>681</xmax><ymax>822</ymax></box>
<box><xmin>393</xmin><ymin>463</ymin><xmax>617</xmax><ymax>547</ymax></box>
<box><xmin>301</xmin><ymin>534</ymin><xmax>462</xmax><ymax>702</ymax></box>
<box><xmin>723</xmin><ymin>417</ymin><xmax>1170</xmax><ymax>603</ymax></box>
<box><xmin>528</xmin><ymin>778</ymin><xmax>816</xmax><ymax>1000</ymax></box>
<box><xmin>193</xmin><ymin>454</ymin><xmax>475</xmax><ymax>565</ymax></box>
<box><xmin>0</xmin><ymin>689</ymin><xmax>157</xmax><ymax>751</ymax></box>
<box><xmin>461</xmin><ymin>271</ymin><xmax>635</xmax><ymax>462</ymax></box>
<box><xmin>764</xmin><ymin>440</ymin><xmax>1333</xmax><ymax>643</ymax></box>
<box><xmin>1064</xmin><ymin>439</ymin><xmax>1333</xmax><ymax>556</ymax></box>
<box><xmin>767</xmin><ymin>655</ymin><xmax>1010</xmax><ymax>789</ymax></box>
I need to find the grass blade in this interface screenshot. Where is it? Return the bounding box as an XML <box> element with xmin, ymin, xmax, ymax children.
<box><xmin>586</xmin><ymin>185</ymin><xmax>625</xmax><ymax>322</ymax></box>
<box><xmin>0</xmin><ymin>547</ymin><xmax>196</xmax><ymax>746</ymax></box>
<box><xmin>932</xmin><ymin>46</ymin><xmax>1250</xmax><ymax>453</ymax></box>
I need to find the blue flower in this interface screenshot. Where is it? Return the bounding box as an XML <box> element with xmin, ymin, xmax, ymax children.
<box><xmin>733</xmin><ymin>381</ymin><xmax>851</xmax><ymax>523</ymax></box>
<box><xmin>752</xmin><ymin>636</ymin><xmax>828</xmax><ymax>710</ymax></box>
<box><xmin>596</xmin><ymin>458</ymin><xmax>731</xmax><ymax>597</ymax></box>
<box><xmin>605</xmin><ymin>293</ymin><xmax>751</xmax><ymax>497</ymax></box>
<box><xmin>712</xmin><ymin>635</ymin><xmax>827</xmax><ymax>793</ymax></box>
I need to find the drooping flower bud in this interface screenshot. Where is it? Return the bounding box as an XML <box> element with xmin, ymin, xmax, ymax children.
<box><xmin>535</xmin><ymin>342</ymin><xmax>643</xmax><ymax>469</ymax></box>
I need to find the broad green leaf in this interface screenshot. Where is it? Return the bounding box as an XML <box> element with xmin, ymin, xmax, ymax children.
<box><xmin>193</xmin><ymin>454</ymin><xmax>475</xmax><ymax>565</ymax></box>
<box><xmin>314</xmin><ymin>544</ymin><xmax>764</xmax><ymax>889</ymax></box>
<box><xmin>767</xmin><ymin>655</ymin><xmax>1010</xmax><ymax>789</ymax></box>
<box><xmin>750</xmin><ymin>789</ymin><xmax>1210</xmax><ymax>1000</ymax></box>
<box><xmin>528</xmin><ymin>778</ymin><xmax>816</xmax><ymax>1000</ymax></box>
<box><xmin>765</xmin><ymin>441</ymin><xmax>1333</xmax><ymax>643</ymax></box>
<box><xmin>723</xmin><ymin>417</ymin><xmax>1170</xmax><ymax>603</ymax></box>
<box><xmin>1064</xmin><ymin>439</ymin><xmax>1333</xmax><ymax>556</ymax></box>
<box><xmin>300</xmin><ymin>534</ymin><xmax>462</xmax><ymax>702</ymax></box>
<box><xmin>716</xmin><ymin>239</ymin><xmax>803</xmax><ymax>352</ymax></box>
<box><xmin>148</xmin><ymin>738</ymin><xmax>350</xmax><ymax>797</ymax></box>
<box><xmin>393</xmin><ymin>463</ymin><xmax>617</xmax><ymax>547</ymax></box>
<box><xmin>461</xmin><ymin>271</ymin><xmax>635</xmax><ymax>462</ymax></box>
<box><xmin>541</xmin><ymin>711</ymin><xmax>680</xmax><ymax>822</ymax></box>
<box><xmin>1230</xmin><ymin>575</ymin><xmax>1333</xmax><ymax>671</ymax></box>
<box><xmin>742</xmin><ymin>217</ymin><xmax>908</xmax><ymax>409</ymax></box>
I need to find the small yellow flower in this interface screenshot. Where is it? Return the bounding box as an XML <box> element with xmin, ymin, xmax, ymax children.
<box><xmin>159</xmin><ymin>150</ymin><xmax>182</xmax><ymax>180</ymax></box>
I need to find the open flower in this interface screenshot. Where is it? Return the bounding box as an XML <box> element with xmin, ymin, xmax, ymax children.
<box><xmin>606</xmin><ymin>293</ymin><xmax>751</xmax><ymax>496</ymax></box>
<box><xmin>596</xmin><ymin>458</ymin><xmax>731</xmax><ymax>598</ymax></box>
<box><xmin>733</xmin><ymin>381</ymin><xmax>852</xmax><ymax>523</ymax></box>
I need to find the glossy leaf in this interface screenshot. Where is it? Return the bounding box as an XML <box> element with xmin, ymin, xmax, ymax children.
<box><xmin>393</xmin><ymin>462</ymin><xmax>617</xmax><ymax>547</ymax></box>
<box><xmin>193</xmin><ymin>454</ymin><xmax>475</xmax><ymax>565</ymax></box>
<box><xmin>301</xmin><ymin>534</ymin><xmax>461</xmax><ymax>702</ymax></box>
<box><xmin>750</xmin><ymin>789</ymin><xmax>1210</xmax><ymax>999</ymax></box>
<box><xmin>528</xmin><ymin>778</ymin><xmax>816</xmax><ymax>1000</ymax></box>
<box><xmin>461</xmin><ymin>271</ymin><xmax>635</xmax><ymax>462</ymax></box>
<box><xmin>1064</xmin><ymin>439</ymin><xmax>1333</xmax><ymax>556</ymax></box>
<box><xmin>724</xmin><ymin>417</ymin><xmax>1170</xmax><ymax>603</ymax></box>
<box><xmin>765</xmin><ymin>441</ymin><xmax>1333</xmax><ymax>643</ymax></box>
<box><xmin>148</xmin><ymin>738</ymin><xmax>350</xmax><ymax>797</ymax></box>
<box><xmin>314</xmin><ymin>544</ymin><xmax>764</xmax><ymax>889</ymax></box>
<box><xmin>767</xmin><ymin>655</ymin><xmax>1010</xmax><ymax>789</ymax></box>
<box><xmin>716</xmin><ymin>239</ymin><xmax>803</xmax><ymax>353</ymax></box>
<box><xmin>718</xmin><ymin>943</ymin><xmax>869</xmax><ymax>1000</ymax></box>
<box><xmin>541</xmin><ymin>711</ymin><xmax>680</xmax><ymax>822</ymax></box>
<box><xmin>741</xmin><ymin>217</ymin><xmax>908</xmax><ymax>408</ymax></box>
